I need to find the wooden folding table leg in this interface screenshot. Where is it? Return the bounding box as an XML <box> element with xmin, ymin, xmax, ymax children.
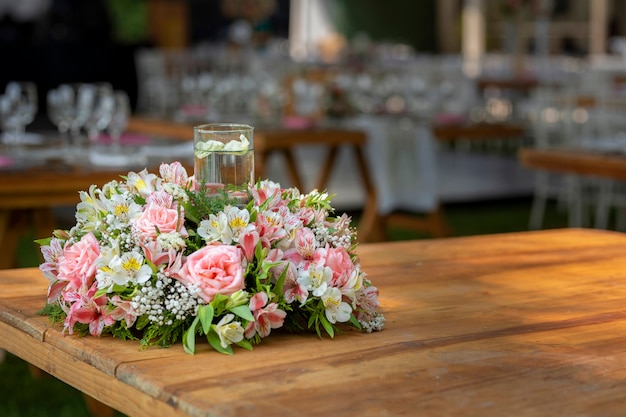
<box><xmin>281</xmin><ymin>149</ymin><xmax>304</xmax><ymax>190</ymax></box>
<box><xmin>351</xmin><ymin>145</ymin><xmax>385</xmax><ymax>242</ymax></box>
<box><xmin>314</xmin><ymin>146</ymin><xmax>339</xmax><ymax>191</ymax></box>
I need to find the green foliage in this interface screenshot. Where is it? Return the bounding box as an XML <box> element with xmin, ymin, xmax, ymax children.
<box><xmin>37</xmin><ymin>303</ymin><xmax>65</xmax><ymax>323</ymax></box>
<box><xmin>137</xmin><ymin>318</ymin><xmax>189</xmax><ymax>349</ymax></box>
<box><xmin>182</xmin><ymin>187</ymin><xmax>238</xmax><ymax>225</ymax></box>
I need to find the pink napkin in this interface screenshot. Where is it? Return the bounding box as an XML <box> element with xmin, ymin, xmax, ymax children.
<box><xmin>181</xmin><ymin>104</ymin><xmax>209</xmax><ymax>117</ymax></box>
<box><xmin>433</xmin><ymin>113</ymin><xmax>466</xmax><ymax>126</ymax></box>
<box><xmin>0</xmin><ymin>156</ymin><xmax>13</xmax><ymax>168</ymax></box>
<box><xmin>282</xmin><ymin>116</ymin><xmax>317</xmax><ymax>130</ymax></box>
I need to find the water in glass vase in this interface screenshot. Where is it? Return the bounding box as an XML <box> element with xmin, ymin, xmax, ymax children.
<box><xmin>194</xmin><ymin>148</ymin><xmax>254</xmax><ymax>205</ymax></box>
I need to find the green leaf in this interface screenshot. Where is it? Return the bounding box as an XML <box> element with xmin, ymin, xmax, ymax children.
<box><xmin>349</xmin><ymin>313</ymin><xmax>362</xmax><ymax>330</ymax></box>
<box><xmin>229</xmin><ymin>304</ymin><xmax>254</xmax><ymax>322</ymax></box>
<box><xmin>236</xmin><ymin>339</ymin><xmax>254</xmax><ymax>351</ymax></box>
<box><xmin>198</xmin><ymin>305</ymin><xmax>214</xmax><ymax>335</ymax></box>
<box><xmin>34</xmin><ymin>237</ymin><xmax>52</xmax><ymax>246</ymax></box>
<box><xmin>207</xmin><ymin>330</ymin><xmax>234</xmax><ymax>355</ymax></box>
<box><xmin>320</xmin><ymin>315</ymin><xmax>335</xmax><ymax>338</ymax></box>
<box><xmin>273</xmin><ymin>265</ymin><xmax>288</xmax><ymax>300</ymax></box>
<box><xmin>183</xmin><ymin>317</ymin><xmax>200</xmax><ymax>355</ymax></box>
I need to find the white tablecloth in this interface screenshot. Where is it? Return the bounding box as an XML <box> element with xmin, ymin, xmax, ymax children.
<box><xmin>263</xmin><ymin>115</ymin><xmax>439</xmax><ymax>215</ymax></box>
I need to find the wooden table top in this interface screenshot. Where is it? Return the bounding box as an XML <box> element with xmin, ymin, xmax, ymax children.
<box><xmin>433</xmin><ymin>121</ymin><xmax>526</xmax><ymax>141</ymax></box>
<box><xmin>128</xmin><ymin>115</ymin><xmax>528</xmax><ymax>144</ymax></box>
<box><xmin>3</xmin><ymin>228</ymin><xmax>626</xmax><ymax>416</ymax></box>
<box><xmin>519</xmin><ymin>147</ymin><xmax>626</xmax><ymax>181</ymax></box>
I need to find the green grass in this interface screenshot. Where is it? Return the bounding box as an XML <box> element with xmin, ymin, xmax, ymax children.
<box><xmin>385</xmin><ymin>197</ymin><xmax>570</xmax><ymax>240</ymax></box>
<box><xmin>0</xmin><ymin>197</ymin><xmax>570</xmax><ymax>416</ymax></box>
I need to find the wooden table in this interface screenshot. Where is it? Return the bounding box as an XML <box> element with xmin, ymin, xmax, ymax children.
<box><xmin>3</xmin><ymin>228</ymin><xmax>626</xmax><ymax>416</ymax></box>
<box><xmin>518</xmin><ymin>147</ymin><xmax>626</xmax><ymax>180</ymax></box>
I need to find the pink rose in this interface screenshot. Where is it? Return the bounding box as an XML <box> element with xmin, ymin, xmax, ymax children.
<box><xmin>177</xmin><ymin>245</ymin><xmax>245</xmax><ymax>303</ymax></box>
<box><xmin>133</xmin><ymin>201</ymin><xmax>185</xmax><ymax>240</ymax></box>
<box><xmin>57</xmin><ymin>232</ymin><xmax>100</xmax><ymax>291</ymax></box>
<box><xmin>317</xmin><ymin>246</ymin><xmax>355</xmax><ymax>287</ymax></box>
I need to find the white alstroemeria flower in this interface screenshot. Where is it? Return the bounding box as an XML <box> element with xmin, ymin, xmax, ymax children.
<box><xmin>321</xmin><ymin>287</ymin><xmax>352</xmax><ymax>324</ymax></box>
<box><xmin>341</xmin><ymin>265</ymin><xmax>364</xmax><ymax>303</ymax></box>
<box><xmin>76</xmin><ymin>185</ymin><xmax>106</xmax><ymax>230</ymax></box>
<box><xmin>225</xmin><ymin>206</ymin><xmax>254</xmax><ymax>242</ymax></box>
<box><xmin>198</xmin><ymin>212</ymin><xmax>233</xmax><ymax>244</ymax></box>
<box><xmin>126</xmin><ymin>169</ymin><xmax>158</xmax><ymax>197</ymax></box>
<box><xmin>106</xmin><ymin>251</ymin><xmax>152</xmax><ymax>288</ymax></box>
<box><xmin>95</xmin><ymin>244</ymin><xmax>121</xmax><ymax>291</ymax></box>
<box><xmin>214</xmin><ymin>313</ymin><xmax>244</xmax><ymax>348</ymax></box>
<box><xmin>103</xmin><ymin>193</ymin><xmax>142</xmax><ymax>228</ymax></box>
<box><xmin>298</xmin><ymin>264</ymin><xmax>332</xmax><ymax>297</ymax></box>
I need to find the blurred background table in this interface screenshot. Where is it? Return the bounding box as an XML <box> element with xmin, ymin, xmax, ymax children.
<box><xmin>0</xmin><ymin>136</ymin><xmax>194</xmax><ymax>269</ymax></box>
<box><xmin>519</xmin><ymin>147</ymin><xmax>626</xmax><ymax>180</ymax></box>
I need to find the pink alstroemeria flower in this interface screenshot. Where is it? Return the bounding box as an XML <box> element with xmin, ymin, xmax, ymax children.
<box><xmin>250</xmin><ymin>181</ymin><xmax>283</xmax><ymax>209</ymax></box>
<box><xmin>39</xmin><ymin>237</ymin><xmax>64</xmax><ymax>282</ymax></box>
<box><xmin>109</xmin><ymin>295</ymin><xmax>139</xmax><ymax>328</ymax></box>
<box><xmin>294</xmin><ymin>227</ymin><xmax>316</xmax><ymax>258</ymax></box>
<box><xmin>63</xmin><ymin>284</ymin><xmax>115</xmax><ymax>336</ymax></box>
<box><xmin>244</xmin><ymin>292</ymin><xmax>287</xmax><ymax>339</ymax></box>
<box><xmin>280</xmin><ymin>262</ymin><xmax>308</xmax><ymax>305</ymax></box>
<box><xmin>239</xmin><ymin>230</ymin><xmax>259</xmax><ymax>262</ymax></box>
<box><xmin>254</xmin><ymin>211</ymin><xmax>287</xmax><ymax>246</ymax></box>
<box><xmin>354</xmin><ymin>285</ymin><xmax>380</xmax><ymax>321</ymax></box>
<box><xmin>159</xmin><ymin>161</ymin><xmax>189</xmax><ymax>187</ymax></box>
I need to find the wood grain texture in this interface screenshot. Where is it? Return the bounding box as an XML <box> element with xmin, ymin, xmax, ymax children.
<box><xmin>2</xmin><ymin>228</ymin><xmax>626</xmax><ymax>416</ymax></box>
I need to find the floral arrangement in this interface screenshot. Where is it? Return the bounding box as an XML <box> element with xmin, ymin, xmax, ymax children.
<box><xmin>37</xmin><ymin>162</ymin><xmax>384</xmax><ymax>355</ymax></box>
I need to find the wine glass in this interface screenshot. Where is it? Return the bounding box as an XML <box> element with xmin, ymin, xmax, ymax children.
<box><xmin>83</xmin><ymin>83</ymin><xmax>115</xmax><ymax>143</ymax></box>
<box><xmin>47</xmin><ymin>84</ymin><xmax>80</xmax><ymax>149</ymax></box>
<box><xmin>0</xmin><ymin>81</ymin><xmax>38</xmax><ymax>148</ymax></box>
<box><xmin>107</xmin><ymin>90</ymin><xmax>131</xmax><ymax>151</ymax></box>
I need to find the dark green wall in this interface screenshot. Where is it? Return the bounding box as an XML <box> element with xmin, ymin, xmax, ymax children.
<box><xmin>330</xmin><ymin>0</ymin><xmax>437</xmax><ymax>52</ymax></box>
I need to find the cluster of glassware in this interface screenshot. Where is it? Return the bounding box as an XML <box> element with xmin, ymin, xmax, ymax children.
<box><xmin>0</xmin><ymin>81</ymin><xmax>38</xmax><ymax>151</ymax></box>
<box><xmin>46</xmin><ymin>82</ymin><xmax>132</xmax><ymax>162</ymax></box>
<box><xmin>0</xmin><ymin>81</ymin><xmax>133</xmax><ymax>165</ymax></box>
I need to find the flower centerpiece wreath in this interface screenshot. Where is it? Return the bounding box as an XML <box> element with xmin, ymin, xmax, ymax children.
<box><xmin>37</xmin><ymin>161</ymin><xmax>384</xmax><ymax>355</ymax></box>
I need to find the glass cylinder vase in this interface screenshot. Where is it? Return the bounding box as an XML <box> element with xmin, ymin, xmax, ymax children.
<box><xmin>193</xmin><ymin>123</ymin><xmax>254</xmax><ymax>206</ymax></box>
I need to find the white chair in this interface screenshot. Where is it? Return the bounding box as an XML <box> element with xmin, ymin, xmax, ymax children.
<box><xmin>527</xmin><ymin>84</ymin><xmax>593</xmax><ymax>229</ymax></box>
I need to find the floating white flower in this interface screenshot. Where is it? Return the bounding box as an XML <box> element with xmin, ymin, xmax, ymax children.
<box><xmin>194</xmin><ymin>134</ymin><xmax>249</xmax><ymax>158</ymax></box>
